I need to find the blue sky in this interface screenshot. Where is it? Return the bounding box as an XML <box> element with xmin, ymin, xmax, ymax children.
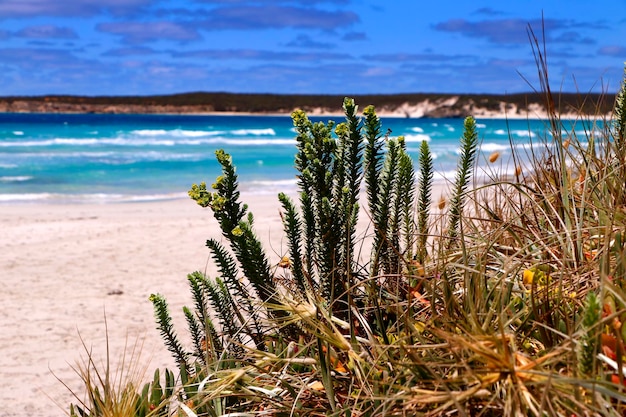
<box><xmin>0</xmin><ymin>0</ymin><xmax>624</xmax><ymax>96</ymax></box>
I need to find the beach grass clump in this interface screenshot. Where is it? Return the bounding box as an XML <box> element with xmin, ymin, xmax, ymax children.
<box><xmin>140</xmin><ymin>62</ymin><xmax>626</xmax><ymax>416</ymax></box>
<box><xmin>57</xmin><ymin>319</ymin><xmax>176</xmax><ymax>417</ymax></box>
<box><xmin>61</xmin><ymin>56</ymin><xmax>626</xmax><ymax>414</ymax></box>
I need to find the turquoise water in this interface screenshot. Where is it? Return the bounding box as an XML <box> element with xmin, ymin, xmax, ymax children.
<box><xmin>0</xmin><ymin>112</ymin><xmax>593</xmax><ymax>204</ymax></box>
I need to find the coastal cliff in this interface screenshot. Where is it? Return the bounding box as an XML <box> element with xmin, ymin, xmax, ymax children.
<box><xmin>0</xmin><ymin>92</ymin><xmax>613</xmax><ymax>118</ymax></box>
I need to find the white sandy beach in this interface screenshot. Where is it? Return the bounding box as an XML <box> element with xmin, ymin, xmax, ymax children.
<box><xmin>0</xmin><ymin>194</ymin><xmax>296</xmax><ymax>417</ymax></box>
<box><xmin>0</xmin><ymin>185</ymin><xmax>452</xmax><ymax>416</ymax></box>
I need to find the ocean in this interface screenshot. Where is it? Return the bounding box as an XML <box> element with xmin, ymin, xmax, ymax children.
<box><xmin>0</xmin><ymin>112</ymin><xmax>594</xmax><ymax>204</ymax></box>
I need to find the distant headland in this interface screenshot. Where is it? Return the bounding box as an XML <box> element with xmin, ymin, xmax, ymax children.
<box><xmin>0</xmin><ymin>92</ymin><xmax>614</xmax><ymax>118</ymax></box>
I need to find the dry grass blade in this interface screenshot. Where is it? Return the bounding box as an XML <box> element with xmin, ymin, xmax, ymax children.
<box><xmin>53</xmin><ymin>315</ymin><xmax>164</xmax><ymax>417</ymax></box>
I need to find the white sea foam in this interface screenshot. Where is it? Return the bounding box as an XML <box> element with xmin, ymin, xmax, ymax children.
<box><xmin>1</xmin><ymin>139</ymin><xmax>55</xmax><ymax>146</ymax></box>
<box><xmin>0</xmin><ymin>176</ymin><xmax>33</xmax><ymax>182</ymax></box>
<box><xmin>14</xmin><ymin>151</ymin><xmax>115</xmax><ymax>158</ymax></box>
<box><xmin>400</xmin><ymin>134</ymin><xmax>431</xmax><ymax>142</ymax></box>
<box><xmin>57</xmin><ymin>138</ymin><xmax>102</xmax><ymax>145</ymax></box>
<box><xmin>411</xmin><ymin>127</ymin><xmax>424</xmax><ymax>133</ymax></box>
<box><xmin>149</xmin><ymin>137</ymin><xmax>294</xmax><ymax>146</ymax></box>
<box><xmin>476</xmin><ymin>123</ymin><xmax>487</xmax><ymax>128</ymax></box>
<box><xmin>217</xmin><ymin>138</ymin><xmax>293</xmax><ymax>145</ymax></box>
<box><xmin>243</xmin><ymin>178</ymin><xmax>299</xmax><ymax>194</ymax></box>
<box><xmin>131</xmin><ymin>129</ymin><xmax>169</xmax><ymax>136</ymax></box>
<box><xmin>494</xmin><ymin>129</ymin><xmax>536</xmax><ymax>138</ymax></box>
<box><xmin>0</xmin><ymin>136</ymin><xmax>295</xmax><ymax>147</ymax></box>
<box><xmin>550</xmin><ymin>129</ymin><xmax>603</xmax><ymax>138</ymax></box>
<box><xmin>480</xmin><ymin>143</ymin><xmax>509</xmax><ymax>152</ymax></box>
<box><xmin>96</xmin><ymin>151</ymin><xmax>205</xmax><ymax>164</ymax></box>
<box><xmin>5</xmin><ymin>150</ymin><xmax>201</xmax><ymax>164</ymax></box>
<box><xmin>0</xmin><ymin>138</ymin><xmax>101</xmax><ymax>147</ymax></box>
<box><xmin>0</xmin><ymin>193</ymin><xmax>53</xmax><ymax>202</ymax></box>
<box><xmin>231</xmin><ymin>128</ymin><xmax>276</xmax><ymax>136</ymax></box>
<box><xmin>175</xmin><ymin>129</ymin><xmax>222</xmax><ymax>137</ymax></box>
<box><xmin>130</xmin><ymin>129</ymin><xmax>225</xmax><ymax>138</ymax></box>
<box><xmin>138</xmin><ymin>137</ymin><xmax>295</xmax><ymax>146</ymax></box>
<box><xmin>515</xmin><ymin>143</ymin><xmax>534</xmax><ymax>150</ymax></box>
<box><xmin>12</xmin><ymin>131</ymin><xmax>24</xmax><ymax>136</ymax></box>
<box><xmin>513</xmin><ymin>129</ymin><xmax>536</xmax><ymax>138</ymax></box>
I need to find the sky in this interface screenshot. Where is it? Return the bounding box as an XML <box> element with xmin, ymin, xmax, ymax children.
<box><xmin>0</xmin><ymin>0</ymin><xmax>624</xmax><ymax>96</ymax></box>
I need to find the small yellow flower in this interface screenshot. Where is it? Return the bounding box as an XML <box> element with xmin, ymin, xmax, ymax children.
<box><xmin>210</xmin><ymin>195</ymin><xmax>227</xmax><ymax>211</ymax></box>
<box><xmin>522</xmin><ymin>269</ymin><xmax>535</xmax><ymax>285</ymax></box>
<box><xmin>334</xmin><ymin>123</ymin><xmax>348</xmax><ymax>137</ymax></box>
<box><xmin>522</xmin><ymin>266</ymin><xmax>550</xmax><ymax>285</ymax></box>
<box><xmin>212</xmin><ymin>175</ymin><xmax>225</xmax><ymax>189</ymax></box>
<box><xmin>231</xmin><ymin>226</ymin><xmax>243</xmax><ymax>237</ymax></box>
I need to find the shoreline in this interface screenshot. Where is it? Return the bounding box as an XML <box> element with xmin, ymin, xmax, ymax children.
<box><xmin>0</xmin><ymin>178</ymin><xmax>455</xmax><ymax>206</ymax></box>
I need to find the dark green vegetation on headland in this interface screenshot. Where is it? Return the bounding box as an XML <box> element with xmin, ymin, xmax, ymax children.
<box><xmin>0</xmin><ymin>91</ymin><xmax>615</xmax><ymax>116</ymax></box>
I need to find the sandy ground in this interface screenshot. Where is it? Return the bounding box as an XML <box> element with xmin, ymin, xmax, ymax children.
<box><xmin>0</xmin><ymin>185</ymin><xmax>450</xmax><ymax>416</ymax></box>
<box><xmin>0</xmin><ymin>194</ymin><xmax>297</xmax><ymax>417</ymax></box>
